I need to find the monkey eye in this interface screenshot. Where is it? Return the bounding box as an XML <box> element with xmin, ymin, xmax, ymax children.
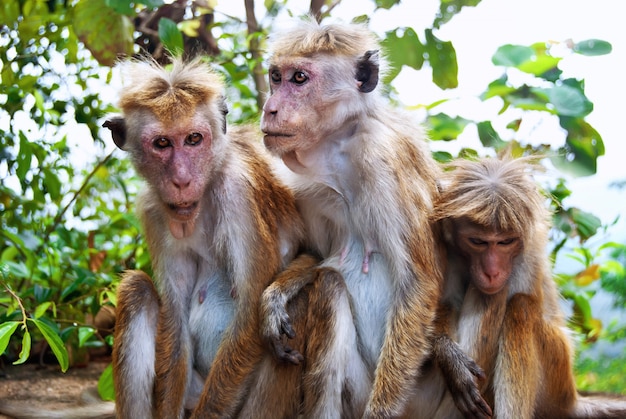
<box><xmin>468</xmin><ymin>238</ymin><xmax>487</xmax><ymax>246</ymax></box>
<box><xmin>153</xmin><ymin>137</ymin><xmax>171</xmax><ymax>149</ymax></box>
<box><xmin>498</xmin><ymin>238</ymin><xmax>517</xmax><ymax>246</ymax></box>
<box><xmin>270</xmin><ymin>70</ymin><xmax>281</xmax><ymax>84</ymax></box>
<box><xmin>186</xmin><ymin>132</ymin><xmax>203</xmax><ymax>146</ymax></box>
<box><xmin>291</xmin><ymin>71</ymin><xmax>308</xmax><ymax>85</ymax></box>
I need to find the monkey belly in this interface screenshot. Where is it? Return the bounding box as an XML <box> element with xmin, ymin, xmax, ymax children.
<box><xmin>325</xmin><ymin>247</ymin><xmax>393</xmax><ymax>369</ymax></box>
<box><xmin>188</xmin><ymin>276</ymin><xmax>236</xmax><ymax>377</ymax></box>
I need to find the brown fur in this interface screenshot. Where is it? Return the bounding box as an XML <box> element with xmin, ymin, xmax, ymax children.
<box><xmin>106</xmin><ymin>57</ymin><xmax>305</xmax><ymax>418</ymax></box>
<box><xmin>259</xmin><ymin>18</ymin><xmax>444</xmax><ymax>418</ymax></box>
<box><xmin>409</xmin><ymin>156</ymin><xmax>626</xmax><ymax>419</ymax></box>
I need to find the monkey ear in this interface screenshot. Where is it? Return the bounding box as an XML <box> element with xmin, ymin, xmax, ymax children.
<box><xmin>356</xmin><ymin>50</ymin><xmax>380</xmax><ymax>93</ymax></box>
<box><xmin>102</xmin><ymin>117</ymin><xmax>127</xmax><ymax>149</ymax></box>
<box><xmin>219</xmin><ymin>96</ymin><xmax>229</xmax><ymax>134</ymax></box>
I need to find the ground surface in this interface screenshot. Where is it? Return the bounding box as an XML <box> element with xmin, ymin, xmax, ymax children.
<box><xmin>0</xmin><ymin>358</ymin><xmax>109</xmax><ymax>419</ymax></box>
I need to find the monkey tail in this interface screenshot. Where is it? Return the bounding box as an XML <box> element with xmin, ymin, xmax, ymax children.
<box><xmin>571</xmin><ymin>391</ymin><xmax>626</xmax><ymax>419</ymax></box>
<box><xmin>0</xmin><ymin>387</ymin><xmax>115</xmax><ymax>419</ymax></box>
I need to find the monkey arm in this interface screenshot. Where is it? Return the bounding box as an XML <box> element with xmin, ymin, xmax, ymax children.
<box><xmin>260</xmin><ymin>252</ymin><xmax>321</xmax><ymax>364</ymax></box>
<box><xmin>433</xmin><ymin>333</ymin><xmax>492</xmax><ymax>419</ymax></box>
<box><xmin>495</xmin><ymin>293</ymin><xmax>542</xmax><ymax>418</ymax></box>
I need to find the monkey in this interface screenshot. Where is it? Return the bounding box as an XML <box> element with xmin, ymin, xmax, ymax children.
<box><xmin>406</xmin><ymin>155</ymin><xmax>626</xmax><ymax>419</ymax></box>
<box><xmin>104</xmin><ymin>57</ymin><xmax>305</xmax><ymax>418</ymax></box>
<box><xmin>258</xmin><ymin>18</ymin><xmax>445</xmax><ymax>418</ymax></box>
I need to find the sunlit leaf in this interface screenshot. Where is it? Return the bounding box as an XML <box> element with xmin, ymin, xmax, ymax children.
<box><xmin>31</xmin><ymin>319</ymin><xmax>69</xmax><ymax>372</ymax></box>
<box><xmin>158</xmin><ymin>17</ymin><xmax>184</xmax><ymax>56</ymax></box>
<box><xmin>427</xmin><ymin>113</ymin><xmax>470</xmax><ymax>141</ymax></box>
<box><xmin>492</xmin><ymin>44</ymin><xmax>533</xmax><ymax>67</ymax></box>
<box><xmin>14</xmin><ymin>329</ymin><xmax>31</xmax><ymax>365</ymax></box>
<box><xmin>574</xmin><ymin>264</ymin><xmax>601</xmax><ymax>286</ymax></box>
<box><xmin>98</xmin><ymin>363</ymin><xmax>116</xmax><ymax>401</ymax></box>
<box><xmin>569</xmin><ymin>208</ymin><xmax>602</xmax><ymax>241</ymax></box>
<box><xmin>425</xmin><ymin>29</ymin><xmax>458</xmax><ymax>89</ymax></box>
<box><xmin>382</xmin><ymin>27</ymin><xmax>424</xmax><ymax>82</ymax></box>
<box><xmin>78</xmin><ymin>326</ymin><xmax>96</xmax><ymax>347</ymax></box>
<box><xmin>34</xmin><ymin>302</ymin><xmax>52</xmax><ymax>319</ymax></box>
<box><xmin>543</xmin><ymin>84</ymin><xmax>593</xmax><ymax>117</ymax></box>
<box><xmin>73</xmin><ymin>0</ymin><xmax>135</xmax><ymax>67</ymax></box>
<box><xmin>0</xmin><ymin>321</ymin><xmax>20</xmax><ymax>355</ymax></box>
<box><xmin>16</xmin><ymin>133</ymin><xmax>32</xmax><ymax>183</ymax></box>
<box><xmin>574</xmin><ymin>39</ymin><xmax>612</xmax><ymax>56</ymax></box>
<box><xmin>477</xmin><ymin>120</ymin><xmax>507</xmax><ymax>149</ymax></box>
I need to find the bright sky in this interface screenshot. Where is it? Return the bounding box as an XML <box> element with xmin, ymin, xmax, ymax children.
<box><xmin>222</xmin><ymin>0</ymin><xmax>625</xmax><ymax>244</ymax></box>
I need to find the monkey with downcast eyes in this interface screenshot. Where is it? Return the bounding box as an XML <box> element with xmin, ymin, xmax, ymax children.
<box><xmin>408</xmin><ymin>156</ymin><xmax>626</xmax><ymax>419</ymax></box>
<box><xmin>257</xmin><ymin>18</ymin><xmax>453</xmax><ymax>418</ymax></box>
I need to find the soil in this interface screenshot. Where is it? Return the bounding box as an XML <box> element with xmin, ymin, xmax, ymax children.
<box><xmin>0</xmin><ymin>357</ymin><xmax>110</xmax><ymax>419</ymax></box>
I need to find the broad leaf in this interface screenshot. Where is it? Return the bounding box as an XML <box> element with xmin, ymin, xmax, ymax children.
<box><xmin>98</xmin><ymin>363</ymin><xmax>116</xmax><ymax>401</ymax></box>
<box><xmin>0</xmin><ymin>321</ymin><xmax>20</xmax><ymax>355</ymax></box>
<box><xmin>14</xmin><ymin>329</ymin><xmax>31</xmax><ymax>365</ymax></box>
<box><xmin>477</xmin><ymin>121</ymin><xmax>507</xmax><ymax>150</ymax></box>
<box><xmin>31</xmin><ymin>319</ymin><xmax>69</xmax><ymax>372</ymax></box>
<box><xmin>158</xmin><ymin>17</ymin><xmax>184</xmax><ymax>56</ymax></box>
<box><xmin>425</xmin><ymin>29</ymin><xmax>458</xmax><ymax>89</ymax></box>
<box><xmin>72</xmin><ymin>0</ymin><xmax>135</xmax><ymax>67</ymax></box>
<box><xmin>574</xmin><ymin>39</ymin><xmax>612</xmax><ymax>56</ymax></box>
<box><xmin>382</xmin><ymin>27</ymin><xmax>424</xmax><ymax>82</ymax></box>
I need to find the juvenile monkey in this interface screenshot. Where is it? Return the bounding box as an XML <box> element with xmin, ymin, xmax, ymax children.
<box><xmin>105</xmin><ymin>57</ymin><xmax>304</xmax><ymax>418</ymax></box>
<box><xmin>259</xmin><ymin>19</ymin><xmax>444</xmax><ymax>418</ymax></box>
<box><xmin>409</xmin><ymin>156</ymin><xmax>626</xmax><ymax>418</ymax></box>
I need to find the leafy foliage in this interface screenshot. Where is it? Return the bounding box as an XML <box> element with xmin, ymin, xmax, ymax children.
<box><xmin>1</xmin><ymin>0</ymin><xmax>623</xmax><ymax>399</ymax></box>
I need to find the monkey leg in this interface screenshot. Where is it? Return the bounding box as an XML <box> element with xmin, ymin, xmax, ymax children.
<box><xmin>301</xmin><ymin>267</ymin><xmax>371</xmax><ymax>419</ymax></box>
<box><xmin>112</xmin><ymin>270</ymin><xmax>160</xmax><ymax>419</ymax></box>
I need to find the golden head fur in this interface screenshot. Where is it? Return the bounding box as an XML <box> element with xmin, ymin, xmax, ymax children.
<box><xmin>267</xmin><ymin>17</ymin><xmax>381</xmax><ymax>60</ymax></box>
<box><xmin>433</xmin><ymin>156</ymin><xmax>551</xmax><ymax>240</ymax></box>
<box><xmin>117</xmin><ymin>57</ymin><xmax>224</xmax><ymax>125</ymax></box>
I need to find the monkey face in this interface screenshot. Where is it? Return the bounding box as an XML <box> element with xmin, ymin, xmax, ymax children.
<box><xmin>455</xmin><ymin>222</ymin><xmax>521</xmax><ymax>295</ymax></box>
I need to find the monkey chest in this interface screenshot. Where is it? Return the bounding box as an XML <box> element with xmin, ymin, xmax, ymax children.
<box><xmin>187</xmin><ymin>274</ymin><xmax>236</xmax><ymax>376</ymax></box>
<box><xmin>328</xmin><ymin>244</ymin><xmax>394</xmax><ymax>367</ymax></box>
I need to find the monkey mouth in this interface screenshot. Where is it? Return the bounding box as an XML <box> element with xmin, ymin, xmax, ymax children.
<box><xmin>167</xmin><ymin>202</ymin><xmax>199</xmax><ymax>220</ymax></box>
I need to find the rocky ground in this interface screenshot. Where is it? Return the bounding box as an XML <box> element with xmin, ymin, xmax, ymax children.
<box><xmin>0</xmin><ymin>357</ymin><xmax>110</xmax><ymax>419</ymax></box>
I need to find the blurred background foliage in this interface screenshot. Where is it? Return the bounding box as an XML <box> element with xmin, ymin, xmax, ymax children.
<box><xmin>1</xmin><ymin>0</ymin><xmax>624</xmax><ymax>397</ymax></box>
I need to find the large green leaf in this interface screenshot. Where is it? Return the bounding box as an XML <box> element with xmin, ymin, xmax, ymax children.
<box><xmin>574</xmin><ymin>39</ymin><xmax>612</xmax><ymax>56</ymax></box>
<box><xmin>72</xmin><ymin>0</ymin><xmax>135</xmax><ymax>67</ymax></box>
<box><xmin>382</xmin><ymin>27</ymin><xmax>424</xmax><ymax>83</ymax></box>
<box><xmin>427</xmin><ymin>113</ymin><xmax>470</xmax><ymax>141</ymax></box>
<box><xmin>30</xmin><ymin>318</ymin><xmax>69</xmax><ymax>372</ymax></box>
<box><xmin>477</xmin><ymin>120</ymin><xmax>507</xmax><ymax>150</ymax></box>
<box><xmin>543</xmin><ymin>83</ymin><xmax>593</xmax><ymax>118</ymax></box>
<box><xmin>158</xmin><ymin>17</ymin><xmax>184</xmax><ymax>56</ymax></box>
<box><xmin>98</xmin><ymin>363</ymin><xmax>116</xmax><ymax>401</ymax></box>
<box><xmin>492</xmin><ymin>44</ymin><xmax>534</xmax><ymax>67</ymax></box>
<box><xmin>0</xmin><ymin>321</ymin><xmax>20</xmax><ymax>355</ymax></box>
<box><xmin>424</xmin><ymin>29</ymin><xmax>458</xmax><ymax>89</ymax></box>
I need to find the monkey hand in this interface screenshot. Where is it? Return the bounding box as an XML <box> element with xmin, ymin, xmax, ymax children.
<box><xmin>260</xmin><ymin>286</ymin><xmax>304</xmax><ymax>365</ymax></box>
<box><xmin>434</xmin><ymin>334</ymin><xmax>493</xmax><ymax>419</ymax></box>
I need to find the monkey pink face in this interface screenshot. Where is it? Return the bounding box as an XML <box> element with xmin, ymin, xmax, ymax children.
<box><xmin>261</xmin><ymin>58</ymin><xmax>349</xmax><ymax>159</ymax></box>
<box><xmin>454</xmin><ymin>221</ymin><xmax>522</xmax><ymax>295</ymax></box>
<box><xmin>137</xmin><ymin>116</ymin><xmax>215</xmax><ymax>239</ymax></box>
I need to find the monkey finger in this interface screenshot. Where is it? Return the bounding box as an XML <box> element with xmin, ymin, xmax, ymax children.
<box><xmin>281</xmin><ymin>321</ymin><xmax>296</xmax><ymax>339</ymax></box>
<box><xmin>276</xmin><ymin>344</ymin><xmax>304</xmax><ymax>365</ymax></box>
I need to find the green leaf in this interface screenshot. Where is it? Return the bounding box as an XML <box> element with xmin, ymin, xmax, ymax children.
<box><xmin>78</xmin><ymin>327</ymin><xmax>96</xmax><ymax>347</ymax></box>
<box><xmin>98</xmin><ymin>363</ymin><xmax>116</xmax><ymax>401</ymax></box>
<box><xmin>34</xmin><ymin>302</ymin><xmax>52</xmax><ymax>319</ymax></box>
<box><xmin>0</xmin><ymin>321</ymin><xmax>20</xmax><ymax>355</ymax></box>
<box><xmin>158</xmin><ymin>17</ymin><xmax>184</xmax><ymax>56</ymax></box>
<box><xmin>492</xmin><ymin>44</ymin><xmax>533</xmax><ymax>67</ymax></box>
<box><xmin>574</xmin><ymin>39</ymin><xmax>612</xmax><ymax>56</ymax></box>
<box><xmin>382</xmin><ymin>27</ymin><xmax>424</xmax><ymax>82</ymax></box>
<box><xmin>16</xmin><ymin>132</ymin><xmax>32</xmax><ymax>183</ymax></box>
<box><xmin>14</xmin><ymin>329</ymin><xmax>31</xmax><ymax>365</ymax></box>
<box><xmin>570</xmin><ymin>208</ymin><xmax>602</xmax><ymax>241</ymax></box>
<box><xmin>72</xmin><ymin>0</ymin><xmax>135</xmax><ymax>67</ymax></box>
<box><xmin>30</xmin><ymin>318</ymin><xmax>69</xmax><ymax>372</ymax></box>
<box><xmin>424</xmin><ymin>29</ymin><xmax>458</xmax><ymax>89</ymax></box>
<box><xmin>543</xmin><ymin>84</ymin><xmax>593</xmax><ymax>117</ymax></box>
<box><xmin>427</xmin><ymin>113</ymin><xmax>470</xmax><ymax>141</ymax></box>
<box><xmin>476</xmin><ymin>121</ymin><xmax>507</xmax><ymax>150</ymax></box>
